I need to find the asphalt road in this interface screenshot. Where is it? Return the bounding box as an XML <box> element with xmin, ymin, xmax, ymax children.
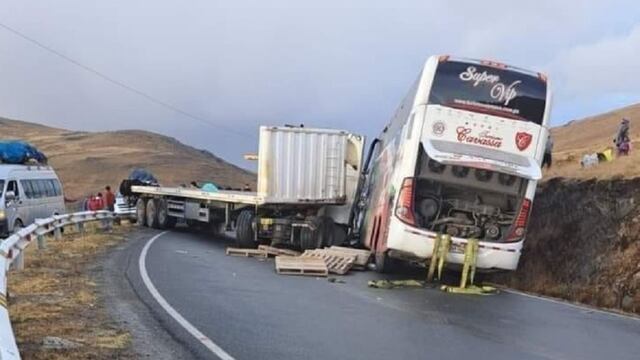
<box><xmin>125</xmin><ymin>228</ymin><xmax>640</xmax><ymax>360</ymax></box>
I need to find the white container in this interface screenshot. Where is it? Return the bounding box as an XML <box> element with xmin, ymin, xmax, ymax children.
<box><xmin>257</xmin><ymin>126</ymin><xmax>360</xmax><ymax>204</ymax></box>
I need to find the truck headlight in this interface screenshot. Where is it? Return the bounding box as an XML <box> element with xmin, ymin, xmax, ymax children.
<box><xmin>0</xmin><ymin>210</ymin><xmax>5</xmax><ymax>220</ymax></box>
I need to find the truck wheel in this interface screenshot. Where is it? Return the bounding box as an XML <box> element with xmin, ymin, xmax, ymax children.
<box><xmin>156</xmin><ymin>199</ymin><xmax>176</xmax><ymax>229</ymax></box>
<box><xmin>332</xmin><ymin>224</ymin><xmax>348</xmax><ymax>246</ymax></box>
<box><xmin>136</xmin><ymin>198</ymin><xmax>147</xmax><ymax>227</ymax></box>
<box><xmin>300</xmin><ymin>216</ymin><xmax>335</xmax><ymax>250</ymax></box>
<box><xmin>235</xmin><ymin>210</ymin><xmax>256</xmax><ymax>248</ymax></box>
<box><xmin>146</xmin><ymin>199</ymin><xmax>160</xmax><ymax>229</ymax></box>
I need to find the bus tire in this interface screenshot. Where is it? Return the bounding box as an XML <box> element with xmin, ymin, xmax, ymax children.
<box><xmin>135</xmin><ymin>198</ymin><xmax>147</xmax><ymax>227</ymax></box>
<box><xmin>146</xmin><ymin>199</ymin><xmax>159</xmax><ymax>229</ymax></box>
<box><xmin>156</xmin><ymin>199</ymin><xmax>176</xmax><ymax>229</ymax></box>
<box><xmin>374</xmin><ymin>251</ymin><xmax>396</xmax><ymax>274</ymax></box>
<box><xmin>235</xmin><ymin>210</ymin><xmax>256</xmax><ymax>248</ymax></box>
<box><xmin>300</xmin><ymin>216</ymin><xmax>335</xmax><ymax>250</ymax></box>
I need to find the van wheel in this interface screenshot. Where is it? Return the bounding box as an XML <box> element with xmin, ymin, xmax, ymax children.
<box><xmin>136</xmin><ymin>198</ymin><xmax>147</xmax><ymax>226</ymax></box>
<box><xmin>235</xmin><ymin>210</ymin><xmax>256</xmax><ymax>248</ymax></box>
<box><xmin>12</xmin><ymin>220</ymin><xmax>23</xmax><ymax>235</ymax></box>
<box><xmin>156</xmin><ymin>199</ymin><xmax>176</xmax><ymax>229</ymax></box>
<box><xmin>146</xmin><ymin>199</ymin><xmax>159</xmax><ymax>229</ymax></box>
<box><xmin>300</xmin><ymin>216</ymin><xmax>335</xmax><ymax>250</ymax></box>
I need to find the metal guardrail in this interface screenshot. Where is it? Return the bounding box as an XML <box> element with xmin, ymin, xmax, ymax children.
<box><xmin>0</xmin><ymin>210</ymin><xmax>115</xmax><ymax>360</ymax></box>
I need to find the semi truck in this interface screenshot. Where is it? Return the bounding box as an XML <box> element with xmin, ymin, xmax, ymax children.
<box><xmin>127</xmin><ymin>55</ymin><xmax>551</xmax><ymax>272</ymax></box>
<box><xmin>124</xmin><ymin>126</ymin><xmax>366</xmax><ymax>250</ymax></box>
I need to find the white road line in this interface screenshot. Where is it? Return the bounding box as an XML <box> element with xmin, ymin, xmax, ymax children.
<box><xmin>504</xmin><ymin>288</ymin><xmax>640</xmax><ymax>322</ymax></box>
<box><xmin>139</xmin><ymin>231</ymin><xmax>236</xmax><ymax>360</ymax></box>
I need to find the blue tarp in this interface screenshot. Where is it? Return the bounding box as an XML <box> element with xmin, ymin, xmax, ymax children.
<box><xmin>0</xmin><ymin>141</ymin><xmax>47</xmax><ymax>164</ymax></box>
<box><xmin>201</xmin><ymin>182</ymin><xmax>219</xmax><ymax>192</ymax></box>
<box><xmin>128</xmin><ymin>168</ymin><xmax>158</xmax><ymax>185</ymax></box>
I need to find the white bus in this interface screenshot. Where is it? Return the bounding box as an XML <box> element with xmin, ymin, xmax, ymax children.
<box><xmin>356</xmin><ymin>55</ymin><xmax>551</xmax><ymax>272</ymax></box>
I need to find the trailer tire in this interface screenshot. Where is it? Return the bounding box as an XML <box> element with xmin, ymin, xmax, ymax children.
<box><xmin>135</xmin><ymin>198</ymin><xmax>147</xmax><ymax>227</ymax></box>
<box><xmin>156</xmin><ymin>199</ymin><xmax>176</xmax><ymax>229</ymax></box>
<box><xmin>300</xmin><ymin>216</ymin><xmax>335</xmax><ymax>250</ymax></box>
<box><xmin>235</xmin><ymin>210</ymin><xmax>256</xmax><ymax>248</ymax></box>
<box><xmin>146</xmin><ymin>199</ymin><xmax>160</xmax><ymax>229</ymax></box>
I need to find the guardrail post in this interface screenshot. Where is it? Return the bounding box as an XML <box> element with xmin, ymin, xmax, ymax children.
<box><xmin>76</xmin><ymin>222</ymin><xmax>85</xmax><ymax>235</ymax></box>
<box><xmin>37</xmin><ymin>234</ymin><xmax>47</xmax><ymax>250</ymax></box>
<box><xmin>54</xmin><ymin>226</ymin><xmax>62</xmax><ymax>241</ymax></box>
<box><xmin>14</xmin><ymin>252</ymin><xmax>24</xmax><ymax>271</ymax></box>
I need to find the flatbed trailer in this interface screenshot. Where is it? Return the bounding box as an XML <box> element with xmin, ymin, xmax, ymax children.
<box><xmin>128</xmin><ymin>126</ymin><xmax>365</xmax><ymax>250</ymax></box>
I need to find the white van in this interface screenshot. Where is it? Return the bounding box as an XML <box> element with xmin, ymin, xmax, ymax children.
<box><xmin>0</xmin><ymin>165</ymin><xmax>65</xmax><ymax>237</ymax></box>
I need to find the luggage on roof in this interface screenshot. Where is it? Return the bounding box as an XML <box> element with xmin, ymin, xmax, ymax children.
<box><xmin>0</xmin><ymin>140</ymin><xmax>47</xmax><ymax>165</ymax></box>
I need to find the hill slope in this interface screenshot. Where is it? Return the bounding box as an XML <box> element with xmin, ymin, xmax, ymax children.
<box><xmin>0</xmin><ymin>117</ymin><xmax>255</xmax><ymax>199</ymax></box>
<box><xmin>547</xmin><ymin>103</ymin><xmax>640</xmax><ymax>179</ymax></box>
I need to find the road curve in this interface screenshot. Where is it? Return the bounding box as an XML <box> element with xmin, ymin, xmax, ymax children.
<box><xmin>129</xmin><ymin>229</ymin><xmax>640</xmax><ymax>360</ymax></box>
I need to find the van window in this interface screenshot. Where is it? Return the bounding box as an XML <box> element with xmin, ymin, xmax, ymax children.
<box><xmin>20</xmin><ymin>180</ymin><xmax>33</xmax><ymax>198</ymax></box>
<box><xmin>7</xmin><ymin>181</ymin><xmax>19</xmax><ymax>198</ymax></box>
<box><xmin>0</xmin><ymin>180</ymin><xmax>4</xmax><ymax>198</ymax></box>
<box><xmin>52</xmin><ymin>180</ymin><xmax>62</xmax><ymax>196</ymax></box>
<box><xmin>36</xmin><ymin>180</ymin><xmax>48</xmax><ymax>198</ymax></box>
<box><xmin>44</xmin><ymin>180</ymin><xmax>56</xmax><ymax>197</ymax></box>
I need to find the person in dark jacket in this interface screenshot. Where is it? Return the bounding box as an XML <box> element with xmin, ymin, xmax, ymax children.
<box><xmin>542</xmin><ymin>134</ymin><xmax>554</xmax><ymax>169</ymax></box>
<box><xmin>614</xmin><ymin>118</ymin><xmax>631</xmax><ymax>156</ymax></box>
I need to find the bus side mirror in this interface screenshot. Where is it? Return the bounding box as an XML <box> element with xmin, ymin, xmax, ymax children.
<box><xmin>4</xmin><ymin>191</ymin><xmax>16</xmax><ymax>202</ymax></box>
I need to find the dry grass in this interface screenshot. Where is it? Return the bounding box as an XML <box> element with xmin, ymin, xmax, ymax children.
<box><xmin>547</xmin><ymin>103</ymin><xmax>640</xmax><ymax>179</ymax></box>
<box><xmin>7</xmin><ymin>223</ymin><xmax>135</xmax><ymax>359</ymax></box>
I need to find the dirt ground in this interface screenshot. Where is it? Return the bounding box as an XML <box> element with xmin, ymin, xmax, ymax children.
<box><xmin>490</xmin><ymin>178</ymin><xmax>640</xmax><ymax>314</ymax></box>
<box><xmin>7</xmin><ymin>223</ymin><xmax>136</xmax><ymax>360</ymax></box>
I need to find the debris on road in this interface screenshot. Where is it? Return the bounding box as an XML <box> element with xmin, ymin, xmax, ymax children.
<box><xmin>329</xmin><ymin>246</ymin><xmax>371</xmax><ymax>269</ymax></box>
<box><xmin>301</xmin><ymin>249</ymin><xmax>356</xmax><ymax>275</ymax></box>
<box><xmin>368</xmin><ymin>280</ymin><xmax>425</xmax><ymax>289</ymax></box>
<box><xmin>41</xmin><ymin>336</ymin><xmax>82</xmax><ymax>350</ymax></box>
<box><xmin>225</xmin><ymin>247</ymin><xmax>269</xmax><ymax>258</ymax></box>
<box><xmin>258</xmin><ymin>245</ymin><xmax>301</xmax><ymax>257</ymax></box>
<box><xmin>275</xmin><ymin>256</ymin><xmax>328</xmax><ymax>277</ymax></box>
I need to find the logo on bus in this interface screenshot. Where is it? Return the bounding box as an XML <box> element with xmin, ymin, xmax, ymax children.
<box><xmin>515</xmin><ymin>132</ymin><xmax>533</xmax><ymax>151</ymax></box>
<box><xmin>459</xmin><ymin>66</ymin><xmax>521</xmax><ymax>106</ymax></box>
<box><xmin>432</xmin><ymin>121</ymin><xmax>446</xmax><ymax>136</ymax></box>
<box><xmin>456</xmin><ymin>127</ymin><xmax>503</xmax><ymax>148</ymax></box>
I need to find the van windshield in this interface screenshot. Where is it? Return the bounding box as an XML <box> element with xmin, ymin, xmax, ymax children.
<box><xmin>0</xmin><ymin>180</ymin><xmax>4</xmax><ymax>197</ymax></box>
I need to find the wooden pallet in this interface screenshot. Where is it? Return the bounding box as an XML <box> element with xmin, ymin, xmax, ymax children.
<box><xmin>302</xmin><ymin>249</ymin><xmax>356</xmax><ymax>275</ymax></box>
<box><xmin>258</xmin><ymin>245</ymin><xmax>301</xmax><ymax>257</ymax></box>
<box><xmin>225</xmin><ymin>247</ymin><xmax>268</xmax><ymax>258</ymax></box>
<box><xmin>275</xmin><ymin>256</ymin><xmax>328</xmax><ymax>277</ymax></box>
<box><xmin>328</xmin><ymin>246</ymin><xmax>371</xmax><ymax>269</ymax></box>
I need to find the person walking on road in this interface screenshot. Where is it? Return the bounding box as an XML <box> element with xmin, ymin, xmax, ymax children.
<box><xmin>542</xmin><ymin>134</ymin><xmax>554</xmax><ymax>169</ymax></box>
<box><xmin>104</xmin><ymin>185</ymin><xmax>116</xmax><ymax>212</ymax></box>
<box><xmin>614</xmin><ymin>118</ymin><xmax>631</xmax><ymax>156</ymax></box>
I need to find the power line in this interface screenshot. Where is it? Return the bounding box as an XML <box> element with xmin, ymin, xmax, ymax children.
<box><xmin>0</xmin><ymin>21</ymin><xmax>255</xmax><ymax>139</ymax></box>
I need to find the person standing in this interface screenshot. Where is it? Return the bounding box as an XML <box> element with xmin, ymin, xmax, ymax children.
<box><xmin>614</xmin><ymin>118</ymin><xmax>631</xmax><ymax>156</ymax></box>
<box><xmin>104</xmin><ymin>185</ymin><xmax>116</xmax><ymax>212</ymax></box>
<box><xmin>542</xmin><ymin>134</ymin><xmax>554</xmax><ymax>169</ymax></box>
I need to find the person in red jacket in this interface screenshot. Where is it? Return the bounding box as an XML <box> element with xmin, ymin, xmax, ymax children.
<box><xmin>104</xmin><ymin>186</ymin><xmax>116</xmax><ymax>212</ymax></box>
<box><xmin>88</xmin><ymin>193</ymin><xmax>105</xmax><ymax>211</ymax></box>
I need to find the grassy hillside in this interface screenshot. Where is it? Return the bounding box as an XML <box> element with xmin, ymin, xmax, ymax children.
<box><xmin>0</xmin><ymin>117</ymin><xmax>256</xmax><ymax>199</ymax></box>
<box><xmin>546</xmin><ymin>103</ymin><xmax>640</xmax><ymax>179</ymax></box>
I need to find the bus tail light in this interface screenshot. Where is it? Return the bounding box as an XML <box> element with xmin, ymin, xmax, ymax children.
<box><xmin>395</xmin><ymin>178</ymin><xmax>416</xmax><ymax>226</ymax></box>
<box><xmin>505</xmin><ymin>199</ymin><xmax>531</xmax><ymax>242</ymax></box>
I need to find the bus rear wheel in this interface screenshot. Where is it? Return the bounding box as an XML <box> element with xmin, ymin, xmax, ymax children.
<box><xmin>235</xmin><ymin>210</ymin><xmax>256</xmax><ymax>248</ymax></box>
<box><xmin>374</xmin><ymin>251</ymin><xmax>396</xmax><ymax>274</ymax></box>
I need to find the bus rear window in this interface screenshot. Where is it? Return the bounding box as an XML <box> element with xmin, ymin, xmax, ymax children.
<box><xmin>428</xmin><ymin>60</ymin><xmax>547</xmax><ymax>124</ymax></box>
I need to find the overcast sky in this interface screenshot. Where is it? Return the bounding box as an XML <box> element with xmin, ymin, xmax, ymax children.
<box><xmin>1</xmin><ymin>1</ymin><xmax>639</xmax><ymax>168</ymax></box>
